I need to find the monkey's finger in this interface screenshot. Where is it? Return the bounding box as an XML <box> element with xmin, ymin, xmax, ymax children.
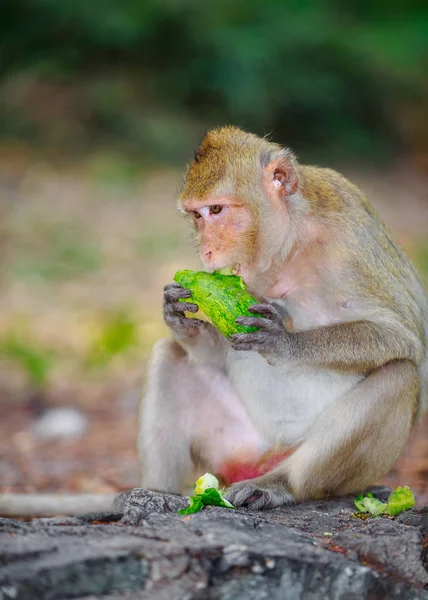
<box><xmin>230</xmin><ymin>331</ymin><xmax>267</xmax><ymax>344</ymax></box>
<box><xmin>164</xmin><ymin>314</ymin><xmax>204</xmax><ymax>329</ymax></box>
<box><xmin>164</xmin><ymin>286</ymin><xmax>192</xmax><ymax>301</ymax></box>
<box><xmin>231</xmin><ymin>343</ymin><xmax>257</xmax><ymax>352</ymax></box>
<box><xmin>167</xmin><ymin>301</ymin><xmax>199</xmax><ymax>313</ymax></box>
<box><xmin>164</xmin><ymin>282</ymin><xmax>186</xmax><ymax>294</ymax></box>
<box><xmin>181</xmin><ymin>318</ymin><xmax>205</xmax><ymax>327</ymax></box>
<box><xmin>231</xmin><ymin>342</ymin><xmax>266</xmax><ymax>352</ymax></box>
<box><xmin>164</xmin><ymin>282</ymin><xmax>183</xmax><ymax>290</ymax></box>
<box><xmin>235</xmin><ymin>316</ymin><xmax>274</xmax><ymax>330</ymax></box>
<box><xmin>248</xmin><ymin>304</ymin><xmax>280</xmax><ymax>320</ymax></box>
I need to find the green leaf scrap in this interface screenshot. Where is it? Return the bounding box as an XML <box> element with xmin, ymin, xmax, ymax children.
<box><xmin>387</xmin><ymin>486</ymin><xmax>416</xmax><ymax>516</ymax></box>
<box><xmin>178</xmin><ymin>472</ymin><xmax>236</xmax><ymax>515</ymax></box>
<box><xmin>178</xmin><ymin>496</ymin><xmax>203</xmax><ymax>515</ymax></box>
<box><xmin>200</xmin><ymin>488</ymin><xmax>236</xmax><ymax>509</ymax></box>
<box><xmin>354</xmin><ymin>486</ymin><xmax>416</xmax><ymax>517</ymax></box>
<box><xmin>354</xmin><ymin>492</ymin><xmax>388</xmax><ymax>516</ymax></box>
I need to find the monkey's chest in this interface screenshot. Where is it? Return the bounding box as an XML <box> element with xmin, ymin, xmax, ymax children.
<box><xmin>226</xmin><ymin>351</ymin><xmax>361</xmax><ymax>445</ymax></box>
<box><xmin>271</xmin><ymin>293</ymin><xmax>351</xmax><ymax>331</ymax></box>
<box><xmin>267</xmin><ymin>269</ymin><xmax>352</xmax><ymax>330</ymax></box>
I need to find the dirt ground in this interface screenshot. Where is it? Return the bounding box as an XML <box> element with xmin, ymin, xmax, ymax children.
<box><xmin>1</xmin><ymin>148</ymin><xmax>428</xmax><ymax>505</ymax></box>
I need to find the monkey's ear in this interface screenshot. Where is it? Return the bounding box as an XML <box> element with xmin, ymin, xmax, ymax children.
<box><xmin>264</xmin><ymin>154</ymin><xmax>298</xmax><ymax>201</ymax></box>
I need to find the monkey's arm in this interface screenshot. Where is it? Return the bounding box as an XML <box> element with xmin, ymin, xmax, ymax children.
<box><xmin>232</xmin><ymin>304</ymin><xmax>422</xmax><ymax>371</ymax></box>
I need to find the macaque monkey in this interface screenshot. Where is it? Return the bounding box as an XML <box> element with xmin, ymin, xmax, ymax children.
<box><xmin>1</xmin><ymin>127</ymin><xmax>427</xmax><ymax>518</ymax></box>
<box><xmin>139</xmin><ymin>126</ymin><xmax>428</xmax><ymax>509</ymax></box>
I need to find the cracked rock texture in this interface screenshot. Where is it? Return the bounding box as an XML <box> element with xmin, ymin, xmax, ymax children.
<box><xmin>1</xmin><ymin>488</ymin><xmax>427</xmax><ymax>600</ymax></box>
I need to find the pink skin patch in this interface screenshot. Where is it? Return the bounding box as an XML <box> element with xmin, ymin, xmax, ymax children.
<box><xmin>218</xmin><ymin>448</ymin><xmax>295</xmax><ymax>485</ymax></box>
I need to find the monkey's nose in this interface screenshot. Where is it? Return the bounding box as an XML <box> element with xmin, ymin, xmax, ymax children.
<box><xmin>204</xmin><ymin>251</ymin><xmax>212</xmax><ymax>258</ymax></box>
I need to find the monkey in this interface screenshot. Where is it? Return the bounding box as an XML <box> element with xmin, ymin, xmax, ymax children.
<box><xmin>1</xmin><ymin>126</ymin><xmax>427</xmax><ymax>517</ymax></box>
<box><xmin>138</xmin><ymin>125</ymin><xmax>428</xmax><ymax>509</ymax></box>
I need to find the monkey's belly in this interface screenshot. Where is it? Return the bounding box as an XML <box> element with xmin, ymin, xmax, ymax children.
<box><xmin>226</xmin><ymin>350</ymin><xmax>363</xmax><ymax>445</ymax></box>
<box><xmin>218</xmin><ymin>448</ymin><xmax>294</xmax><ymax>484</ymax></box>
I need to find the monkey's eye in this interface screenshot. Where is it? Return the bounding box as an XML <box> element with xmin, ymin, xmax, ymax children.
<box><xmin>193</xmin><ymin>211</ymin><xmax>202</xmax><ymax>219</ymax></box>
<box><xmin>209</xmin><ymin>205</ymin><xmax>223</xmax><ymax>215</ymax></box>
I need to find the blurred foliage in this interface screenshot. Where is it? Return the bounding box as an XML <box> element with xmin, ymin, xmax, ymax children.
<box><xmin>0</xmin><ymin>0</ymin><xmax>428</xmax><ymax>162</ymax></box>
<box><xmin>0</xmin><ymin>336</ymin><xmax>56</xmax><ymax>389</ymax></box>
<box><xmin>137</xmin><ymin>232</ymin><xmax>183</xmax><ymax>259</ymax></box>
<box><xmin>84</xmin><ymin>154</ymin><xmax>142</xmax><ymax>187</ymax></box>
<box><xmin>85</xmin><ymin>311</ymin><xmax>140</xmax><ymax>369</ymax></box>
<box><xmin>0</xmin><ymin>311</ymin><xmax>142</xmax><ymax>391</ymax></box>
<box><xmin>12</xmin><ymin>220</ymin><xmax>103</xmax><ymax>282</ymax></box>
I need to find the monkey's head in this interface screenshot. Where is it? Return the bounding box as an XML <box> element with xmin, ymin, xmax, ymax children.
<box><xmin>179</xmin><ymin>126</ymin><xmax>299</xmax><ymax>286</ymax></box>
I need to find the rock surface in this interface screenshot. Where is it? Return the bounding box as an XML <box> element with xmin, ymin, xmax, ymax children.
<box><xmin>1</xmin><ymin>487</ymin><xmax>427</xmax><ymax>600</ymax></box>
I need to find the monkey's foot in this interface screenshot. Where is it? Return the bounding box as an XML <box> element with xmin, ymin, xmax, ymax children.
<box><xmin>225</xmin><ymin>478</ymin><xmax>294</xmax><ymax>510</ymax></box>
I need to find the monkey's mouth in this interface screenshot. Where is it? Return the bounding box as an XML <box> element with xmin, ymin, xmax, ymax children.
<box><xmin>204</xmin><ymin>262</ymin><xmax>241</xmax><ymax>276</ymax></box>
<box><xmin>220</xmin><ymin>264</ymin><xmax>241</xmax><ymax>277</ymax></box>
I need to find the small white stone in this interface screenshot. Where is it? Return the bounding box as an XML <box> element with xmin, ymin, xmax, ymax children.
<box><xmin>252</xmin><ymin>563</ymin><xmax>264</xmax><ymax>574</ymax></box>
<box><xmin>31</xmin><ymin>407</ymin><xmax>88</xmax><ymax>439</ymax></box>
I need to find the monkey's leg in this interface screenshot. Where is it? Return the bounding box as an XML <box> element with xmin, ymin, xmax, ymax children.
<box><xmin>139</xmin><ymin>339</ymin><xmax>266</xmax><ymax>493</ymax></box>
<box><xmin>226</xmin><ymin>359</ymin><xmax>418</xmax><ymax>509</ymax></box>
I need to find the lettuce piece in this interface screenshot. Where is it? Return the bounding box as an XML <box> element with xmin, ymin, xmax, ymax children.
<box><xmin>178</xmin><ymin>472</ymin><xmax>236</xmax><ymax>514</ymax></box>
<box><xmin>178</xmin><ymin>495</ymin><xmax>204</xmax><ymax>515</ymax></box>
<box><xmin>387</xmin><ymin>486</ymin><xmax>416</xmax><ymax>516</ymax></box>
<box><xmin>354</xmin><ymin>492</ymin><xmax>388</xmax><ymax>516</ymax></box>
<box><xmin>354</xmin><ymin>486</ymin><xmax>416</xmax><ymax>517</ymax></box>
<box><xmin>195</xmin><ymin>472</ymin><xmax>220</xmax><ymax>495</ymax></box>
<box><xmin>354</xmin><ymin>494</ymin><xmax>367</xmax><ymax>512</ymax></box>
<box><xmin>200</xmin><ymin>488</ymin><xmax>236</xmax><ymax>509</ymax></box>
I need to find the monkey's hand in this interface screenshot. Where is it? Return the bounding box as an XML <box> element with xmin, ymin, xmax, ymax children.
<box><xmin>224</xmin><ymin>473</ymin><xmax>294</xmax><ymax>510</ymax></box>
<box><xmin>163</xmin><ymin>283</ymin><xmax>205</xmax><ymax>338</ymax></box>
<box><xmin>231</xmin><ymin>304</ymin><xmax>290</xmax><ymax>365</ymax></box>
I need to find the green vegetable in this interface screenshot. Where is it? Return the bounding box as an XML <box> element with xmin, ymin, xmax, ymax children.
<box><xmin>354</xmin><ymin>486</ymin><xmax>416</xmax><ymax>517</ymax></box>
<box><xmin>387</xmin><ymin>486</ymin><xmax>416</xmax><ymax>516</ymax></box>
<box><xmin>354</xmin><ymin>492</ymin><xmax>388</xmax><ymax>516</ymax></box>
<box><xmin>178</xmin><ymin>496</ymin><xmax>203</xmax><ymax>515</ymax></box>
<box><xmin>194</xmin><ymin>472</ymin><xmax>219</xmax><ymax>495</ymax></box>
<box><xmin>199</xmin><ymin>488</ymin><xmax>235</xmax><ymax>509</ymax></box>
<box><xmin>354</xmin><ymin>495</ymin><xmax>366</xmax><ymax>512</ymax></box>
<box><xmin>178</xmin><ymin>472</ymin><xmax>236</xmax><ymax>515</ymax></box>
<box><xmin>173</xmin><ymin>269</ymin><xmax>261</xmax><ymax>339</ymax></box>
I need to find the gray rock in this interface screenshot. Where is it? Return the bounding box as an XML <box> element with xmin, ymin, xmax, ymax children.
<box><xmin>0</xmin><ymin>489</ymin><xmax>427</xmax><ymax>600</ymax></box>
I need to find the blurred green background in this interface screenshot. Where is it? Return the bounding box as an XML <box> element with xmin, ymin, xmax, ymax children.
<box><xmin>0</xmin><ymin>0</ymin><xmax>427</xmax><ymax>497</ymax></box>
<box><xmin>1</xmin><ymin>0</ymin><xmax>428</xmax><ymax>165</ymax></box>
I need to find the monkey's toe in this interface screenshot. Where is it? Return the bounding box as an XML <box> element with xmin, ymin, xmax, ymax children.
<box><xmin>225</xmin><ymin>481</ymin><xmax>293</xmax><ymax>510</ymax></box>
<box><xmin>225</xmin><ymin>482</ymin><xmax>258</xmax><ymax>507</ymax></box>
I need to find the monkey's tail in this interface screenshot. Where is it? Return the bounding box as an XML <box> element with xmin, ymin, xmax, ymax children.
<box><xmin>0</xmin><ymin>493</ymin><xmax>117</xmax><ymax>518</ymax></box>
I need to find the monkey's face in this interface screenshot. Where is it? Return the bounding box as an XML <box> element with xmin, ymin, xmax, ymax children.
<box><xmin>181</xmin><ymin>196</ymin><xmax>258</xmax><ymax>279</ymax></box>
<box><xmin>179</xmin><ymin>127</ymin><xmax>299</xmax><ymax>285</ymax></box>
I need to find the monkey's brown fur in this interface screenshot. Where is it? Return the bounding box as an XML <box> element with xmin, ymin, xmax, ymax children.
<box><xmin>3</xmin><ymin>127</ymin><xmax>425</xmax><ymax>517</ymax></box>
<box><xmin>139</xmin><ymin>126</ymin><xmax>428</xmax><ymax>509</ymax></box>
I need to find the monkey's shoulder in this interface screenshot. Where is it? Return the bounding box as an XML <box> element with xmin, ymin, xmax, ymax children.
<box><xmin>297</xmin><ymin>165</ymin><xmax>370</xmax><ymax>215</ymax></box>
